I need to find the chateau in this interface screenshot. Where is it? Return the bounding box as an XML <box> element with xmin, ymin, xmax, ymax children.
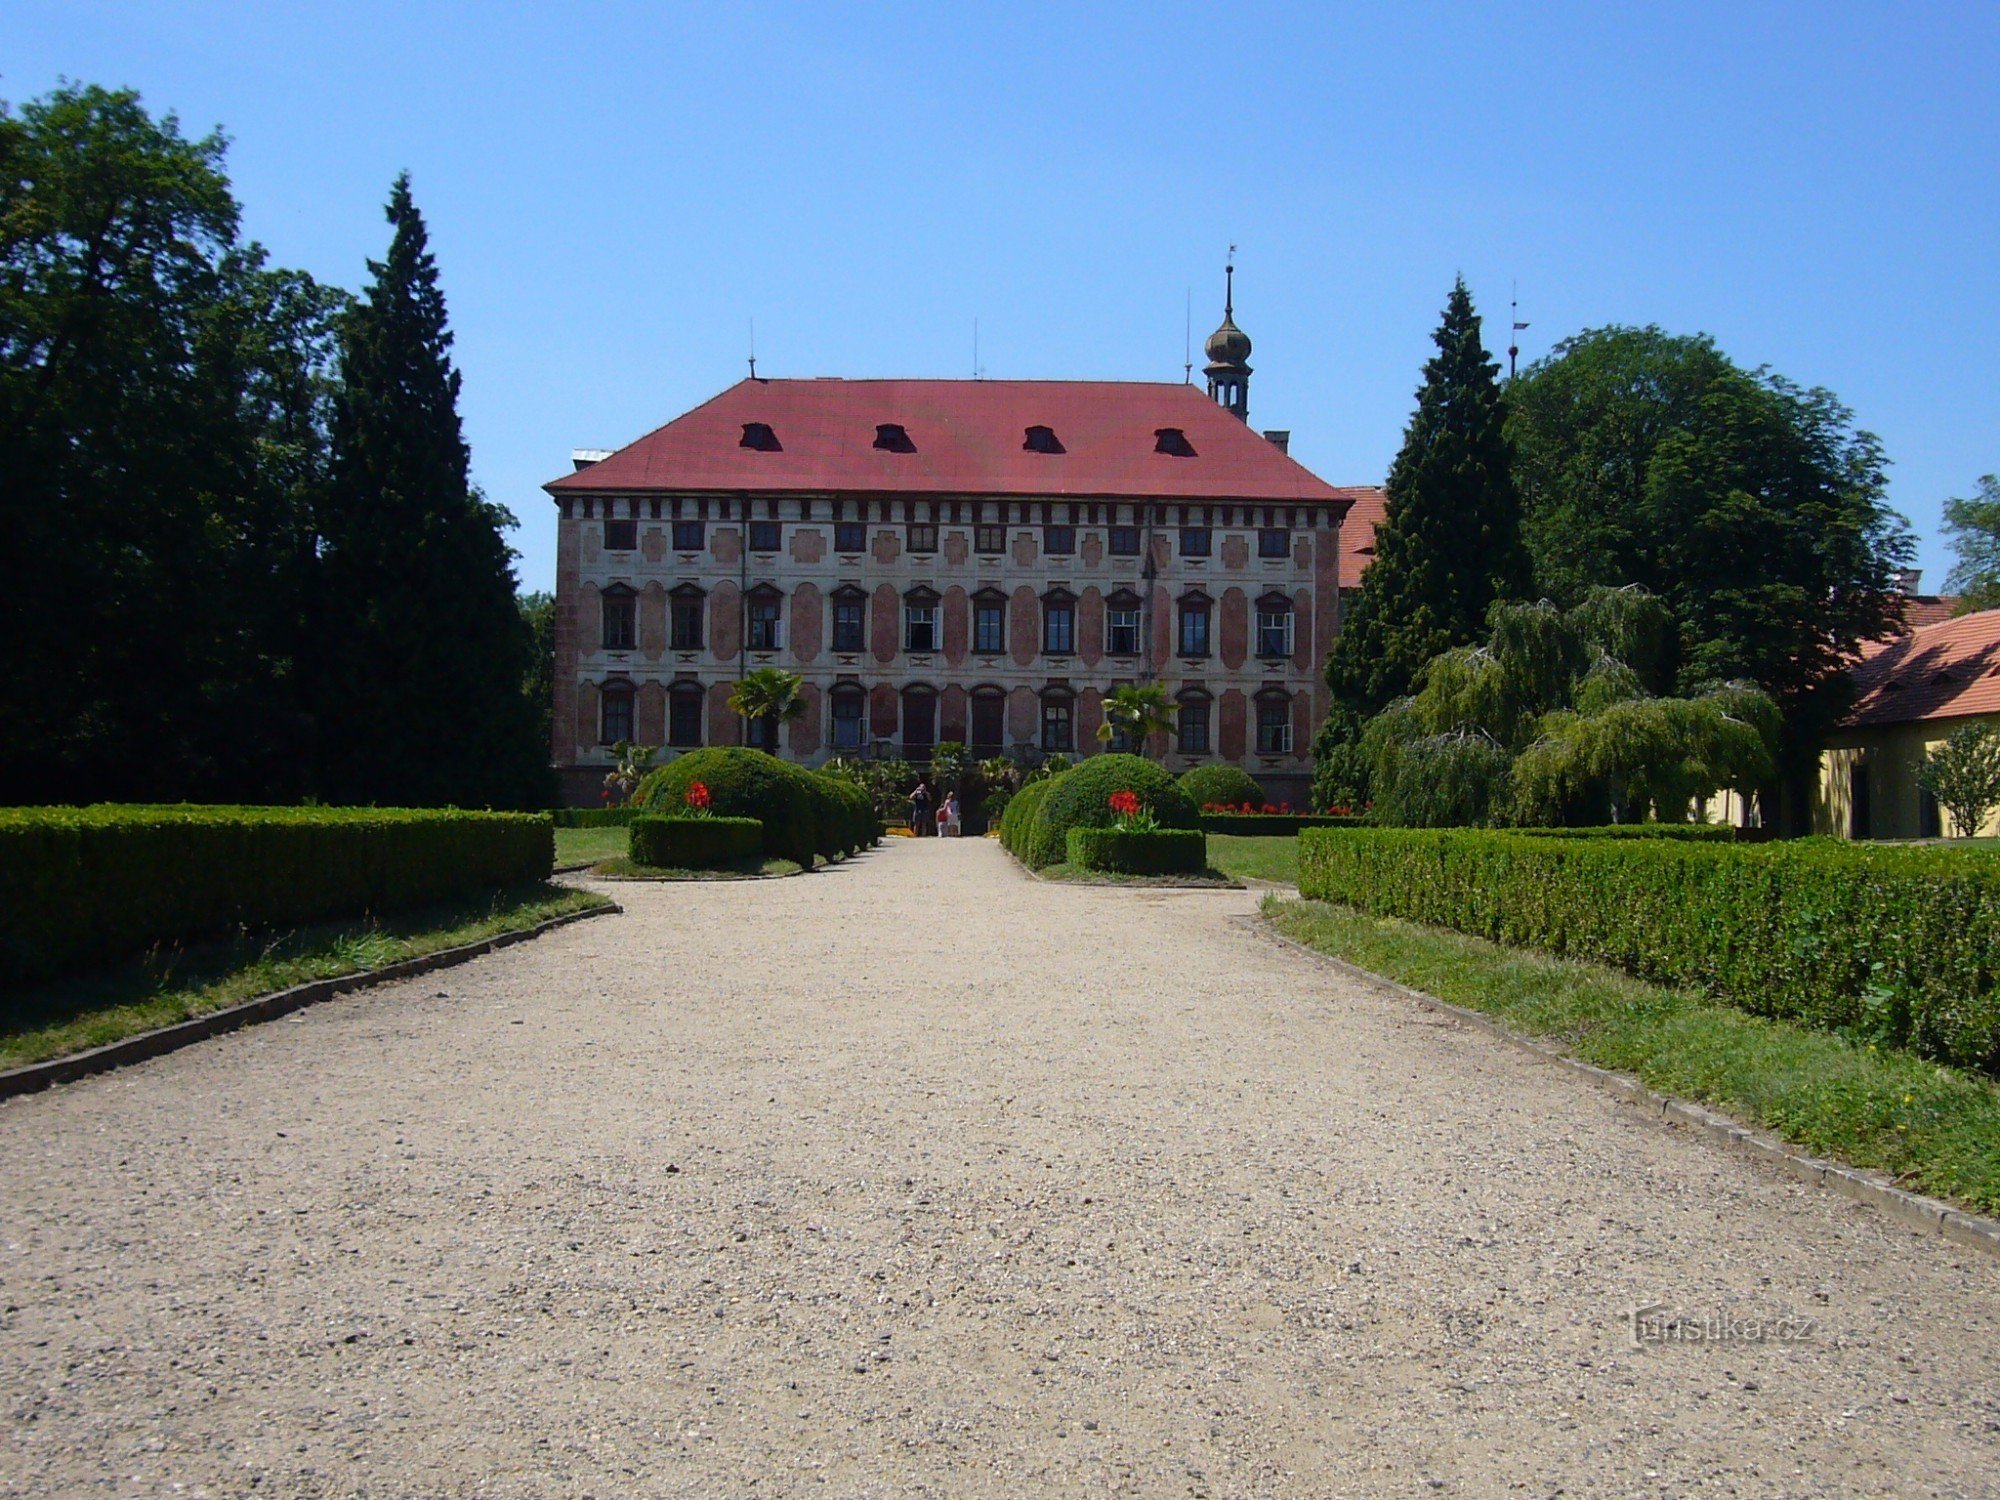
<box><xmin>545</xmin><ymin>288</ymin><xmax>1385</xmax><ymax>806</ymax></box>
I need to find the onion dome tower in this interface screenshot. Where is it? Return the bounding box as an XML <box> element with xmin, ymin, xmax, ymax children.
<box><xmin>1204</xmin><ymin>257</ymin><xmax>1252</xmax><ymax>422</ymax></box>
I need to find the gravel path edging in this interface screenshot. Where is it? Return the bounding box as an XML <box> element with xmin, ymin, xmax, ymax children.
<box><xmin>0</xmin><ymin>901</ymin><xmax>621</xmax><ymax>1103</ymax></box>
<box><xmin>1254</xmin><ymin>910</ymin><xmax>2000</xmax><ymax>1263</ymax></box>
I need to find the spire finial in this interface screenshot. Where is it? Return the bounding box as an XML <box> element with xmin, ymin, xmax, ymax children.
<box><xmin>1225</xmin><ymin>244</ymin><xmax>1236</xmax><ymax>318</ymax></box>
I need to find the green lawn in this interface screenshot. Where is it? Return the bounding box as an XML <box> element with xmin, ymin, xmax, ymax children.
<box><xmin>1206</xmin><ymin>833</ymin><xmax>1300</xmax><ymax>885</ymax></box>
<box><xmin>593</xmin><ymin>854</ymin><xmax>807</xmax><ymax>879</ymax></box>
<box><xmin>1267</xmin><ymin>896</ymin><xmax>2000</xmax><ymax>1215</ymax></box>
<box><xmin>555</xmin><ymin>824</ymin><xmax>630</xmax><ymax>867</ymax></box>
<box><xmin>0</xmin><ymin>883</ymin><xmax>611</xmax><ymax>1069</ymax></box>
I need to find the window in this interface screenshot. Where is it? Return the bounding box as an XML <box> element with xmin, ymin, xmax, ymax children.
<box><xmin>835</xmin><ymin>520</ymin><xmax>868</xmax><ymax>554</ymax></box>
<box><xmin>1044</xmin><ymin>525</ymin><xmax>1075</xmax><ymax>555</ymax></box>
<box><xmin>605</xmin><ymin>518</ymin><xmax>637</xmax><ymax>551</ymax></box>
<box><xmin>974</xmin><ymin>592</ymin><xmax>1006</xmax><ymax>655</ymax></box>
<box><xmin>907</xmin><ymin>522</ymin><xmax>938</xmax><ymax>553</ymax></box>
<box><xmin>1256</xmin><ymin>694</ymin><xmax>1293</xmax><ymax>755</ymax></box>
<box><xmin>1178</xmin><ymin>595</ymin><xmax>1211</xmax><ymax>657</ymax></box>
<box><xmin>673</xmin><ymin>519</ymin><xmax>705</xmax><ymax>552</ymax></box>
<box><xmin>1259</xmin><ymin>528</ymin><xmax>1291</xmax><ymax>559</ymax></box>
<box><xmin>874</xmin><ymin>422</ymin><xmax>914</xmax><ymax>452</ymax></box>
<box><xmin>740</xmin><ymin>421</ymin><xmax>780</xmax><ymax>451</ymax></box>
<box><xmin>829</xmin><ymin>687</ymin><xmax>867</xmax><ymax>750</ymax></box>
<box><xmin>1041</xmin><ymin>695</ymin><xmax>1074</xmax><ymax>753</ymax></box>
<box><xmin>749</xmin><ymin>519</ymin><xmax>782</xmax><ymax>553</ymax></box>
<box><xmin>1177</xmin><ymin>696</ymin><xmax>1211</xmax><ymax>755</ymax></box>
<box><xmin>600</xmin><ymin>683</ymin><xmax>634</xmax><ymax>745</ymax></box>
<box><xmin>905</xmin><ymin>591</ymin><xmax>939</xmax><ymax>653</ymax></box>
<box><xmin>669</xmin><ymin>587</ymin><xmax>704</xmax><ymax>651</ymax></box>
<box><xmin>668</xmin><ymin>685</ymin><xmax>704</xmax><ymax>747</ymax></box>
<box><xmin>746</xmin><ymin>713</ymin><xmax>779</xmax><ymax>752</ymax></box>
<box><xmin>1106</xmin><ymin>594</ymin><xmax>1141</xmax><ymax>656</ymax></box>
<box><xmin>1109</xmin><ymin>524</ymin><xmax>1141</xmax><ymax>556</ymax></box>
<box><xmin>1154</xmin><ymin>427</ymin><xmax>1194</xmax><ymax>456</ymax></box>
<box><xmin>1024</xmin><ymin>425</ymin><xmax>1063</xmax><ymax>454</ymax></box>
<box><xmin>975</xmin><ymin>523</ymin><xmax>1006</xmax><ymax>554</ymax></box>
<box><xmin>970</xmin><ymin>690</ymin><xmax>1005</xmax><ymax>752</ymax></box>
<box><xmin>1043</xmin><ymin>592</ymin><xmax>1075</xmax><ymax>655</ymax></box>
<box><xmin>747</xmin><ymin>589</ymin><xmax>783</xmax><ymax>652</ymax></box>
<box><xmin>1180</xmin><ymin>527</ymin><xmax>1211</xmax><ymax>558</ymax></box>
<box><xmin>1257</xmin><ymin>595</ymin><xmax>1294</xmax><ymax>659</ymax></box>
<box><xmin>831</xmin><ymin>589</ymin><xmax>866</xmax><ymax>653</ymax></box>
<box><xmin>902</xmin><ymin>687</ymin><xmax>938</xmax><ymax>754</ymax></box>
<box><xmin>601</xmin><ymin>587</ymin><xmax>636</xmax><ymax>651</ymax></box>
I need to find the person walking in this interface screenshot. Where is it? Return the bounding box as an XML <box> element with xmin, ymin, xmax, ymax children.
<box><xmin>909</xmin><ymin>780</ymin><xmax>931</xmax><ymax>837</ymax></box>
<box><xmin>942</xmin><ymin>792</ymin><xmax>962</xmax><ymax>837</ymax></box>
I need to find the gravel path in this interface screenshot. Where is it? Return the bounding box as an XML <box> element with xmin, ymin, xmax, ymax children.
<box><xmin>3</xmin><ymin>838</ymin><xmax>1997</xmax><ymax>1497</ymax></box>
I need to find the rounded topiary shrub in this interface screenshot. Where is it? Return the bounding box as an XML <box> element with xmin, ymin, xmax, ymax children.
<box><xmin>1023</xmin><ymin>753</ymin><xmax>1198</xmax><ymax>870</ymax></box>
<box><xmin>819</xmin><ymin>772</ymin><xmax>880</xmax><ymax>855</ymax></box>
<box><xmin>1178</xmin><ymin>763</ymin><xmax>1267</xmax><ymax>812</ymax></box>
<box><xmin>630</xmin><ymin>815</ymin><xmax>763</xmax><ymax>869</ymax></box>
<box><xmin>636</xmin><ymin>747</ymin><xmax>832</xmax><ymax>867</ymax></box>
<box><xmin>999</xmin><ymin>774</ymin><xmax>1059</xmax><ymax>857</ymax></box>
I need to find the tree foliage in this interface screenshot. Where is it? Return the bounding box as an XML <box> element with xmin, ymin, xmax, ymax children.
<box><xmin>1942</xmin><ymin>474</ymin><xmax>2000</xmax><ymax>614</ymax></box>
<box><xmin>1915</xmin><ymin>723</ymin><xmax>2000</xmax><ymax>838</ymax></box>
<box><xmin>1506</xmin><ymin>327</ymin><xmax>1912</xmax><ymax>778</ymax></box>
<box><xmin>1314</xmin><ymin>279</ymin><xmax>1529</xmax><ymax>805</ymax></box>
<box><xmin>1098</xmin><ymin>683</ymin><xmax>1175</xmax><ymax>755</ymax></box>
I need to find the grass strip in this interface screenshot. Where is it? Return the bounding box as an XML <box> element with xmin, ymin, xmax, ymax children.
<box><xmin>0</xmin><ymin>882</ymin><xmax>610</xmax><ymax>1069</ymax></box>
<box><xmin>555</xmin><ymin>824</ymin><xmax>630</xmax><ymax>867</ymax></box>
<box><xmin>1266</xmin><ymin>896</ymin><xmax>2000</xmax><ymax>1215</ymax></box>
<box><xmin>592</xmin><ymin>855</ymin><xmax>806</xmax><ymax>880</ymax></box>
<box><xmin>1035</xmin><ymin>863</ymin><xmax>1239</xmax><ymax>888</ymax></box>
<box><xmin>1207</xmin><ymin>834</ymin><xmax>1300</xmax><ymax>885</ymax></box>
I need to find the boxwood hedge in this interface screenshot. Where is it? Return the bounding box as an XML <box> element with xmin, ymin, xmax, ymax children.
<box><xmin>1516</xmin><ymin>824</ymin><xmax>1736</xmax><ymax>842</ymax></box>
<box><xmin>0</xmin><ymin>805</ymin><xmax>553</xmax><ymax>989</ymax></box>
<box><xmin>998</xmin><ymin>774</ymin><xmax>1059</xmax><ymax>859</ymax></box>
<box><xmin>1200</xmin><ymin>813</ymin><xmax>1369</xmax><ymax>836</ymax></box>
<box><xmin>635</xmin><ymin>748</ymin><xmax>876</xmax><ymax>866</ymax></box>
<box><xmin>1067</xmin><ymin>826</ymin><xmax>1208</xmax><ymax>875</ymax></box>
<box><xmin>1017</xmin><ymin>754</ymin><xmax>1199</xmax><ymax>870</ymax></box>
<box><xmin>630</xmin><ymin>815</ymin><xmax>763</xmax><ymax>868</ymax></box>
<box><xmin>1297</xmin><ymin>827</ymin><xmax>2000</xmax><ymax>1074</ymax></box>
<box><xmin>1177</xmin><ymin>764</ymin><xmax>1266</xmax><ymax>810</ymax></box>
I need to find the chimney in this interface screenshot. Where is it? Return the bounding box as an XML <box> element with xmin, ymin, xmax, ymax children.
<box><xmin>1262</xmin><ymin>429</ymin><xmax>1290</xmax><ymax>455</ymax></box>
<box><xmin>571</xmin><ymin>447</ymin><xmax>612</xmax><ymax>471</ymax></box>
<box><xmin>1895</xmin><ymin>567</ymin><xmax>1923</xmax><ymax>595</ymax></box>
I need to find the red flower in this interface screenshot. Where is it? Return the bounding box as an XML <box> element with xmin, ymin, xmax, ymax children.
<box><xmin>1108</xmin><ymin>789</ymin><xmax>1141</xmax><ymax>817</ymax></box>
<box><xmin>686</xmin><ymin>781</ymin><xmax>712</xmax><ymax>810</ymax></box>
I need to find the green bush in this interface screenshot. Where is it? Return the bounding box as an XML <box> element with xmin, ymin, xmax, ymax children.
<box><xmin>1297</xmin><ymin>828</ymin><xmax>2000</xmax><ymax>1074</ymax></box>
<box><xmin>551</xmin><ymin>807</ymin><xmax>640</xmax><ymax>828</ymax></box>
<box><xmin>1020</xmin><ymin>754</ymin><xmax>1199</xmax><ymax>869</ymax></box>
<box><xmin>818</xmin><ymin>773</ymin><xmax>882</xmax><ymax>856</ymax></box>
<box><xmin>629</xmin><ymin>815</ymin><xmax>763</xmax><ymax>868</ymax></box>
<box><xmin>1177</xmin><ymin>764</ymin><xmax>1266</xmax><ymax>811</ymax></box>
<box><xmin>1516</xmin><ymin>824</ymin><xmax>1736</xmax><ymax>841</ymax></box>
<box><xmin>637</xmin><ymin>747</ymin><xmax>851</xmax><ymax>866</ymax></box>
<box><xmin>1067</xmin><ymin>826</ymin><xmax>1208</xmax><ymax>875</ymax></box>
<box><xmin>0</xmin><ymin>805</ymin><xmax>553</xmax><ymax>989</ymax></box>
<box><xmin>1200</xmin><ymin>813</ymin><xmax>1369</xmax><ymax>836</ymax></box>
<box><xmin>999</xmin><ymin>774</ymin><xmax>1059</xmax><ymax>858</ymax></box>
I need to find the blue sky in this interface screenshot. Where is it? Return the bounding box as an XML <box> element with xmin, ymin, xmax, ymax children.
<box><xmin>13</xmin><ymin>2</ymin><xmax>1998</xmax><ymax>595</ymax></box>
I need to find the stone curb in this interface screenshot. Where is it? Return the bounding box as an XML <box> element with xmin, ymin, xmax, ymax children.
<box><xmin>1255</xmin><ymin>915</ymin><xmax>2000</xmax><ymax>1266</ymax></box>
<box><xmin>0</xmin><ymin>902</ymin><xmax>622</xmax><ymax>1104</ymax></box>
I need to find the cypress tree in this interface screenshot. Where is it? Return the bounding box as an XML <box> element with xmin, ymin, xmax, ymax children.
<box><xmin>312</xmin><ymin>174</ymin><xmax>546</xmax><ymax>808</ymax></box>
<box><xmin>1313</xmin><ymin>279</ymin><xmax>1529</xmax><ymax>804</ymax></box>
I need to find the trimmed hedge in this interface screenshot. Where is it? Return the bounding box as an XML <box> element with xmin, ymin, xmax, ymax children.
<box><xmin>1019</xmin><ymin>754</ymin><xmax>1199</xmax><ymax>870</ymax></box>
<box><xmin>630</xmin><ymin>815</ymin><xmax>763</xmax><ymax>868</ymax></box>
<box><xmin>0</xmin><ymin>805</ymin><xmax>553</xmax><ymax>989</ymax></box>
<box><xmin>636</xmin><ymin>748</ymin><xmax>876</xmax><ymax>866</ymax></box>
<box><xmin>1177</xmin><ymin>764</ymin><xmax>1266</xmax><ymax>810</ymax></box>
<box><xmin>1297</xmin><ymin>828</ymin><xmax>2000</xmax><ymax>1074</ymax></box>
<box><xmin>1067</xmin><ymin>826</ymin><xmax>1208</xmax><ymax>875</ymax></box>
<box><xmin>998</xmin><ymin>774</ymin><xmax>1060</xmax><ymax>859</ymax></box>
<box><xmin>552</xmin><ymin>807</ymin><xmax>640</xmax><ymax>828</ymax></box>
<box><xmin>1516</xmin><ymin>824</ymin><xmax>1737</xmax><ymax>842</ymax></box>
<box><xmin>1201</xmin><ymin>813</ymin><xmax>1369</xmax><ymax>836</ymax></box>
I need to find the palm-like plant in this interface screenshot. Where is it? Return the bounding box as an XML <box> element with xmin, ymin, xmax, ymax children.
<box><xmin>729</xmin><ymin>667</ymin><xmax>807</xmax><ymax>750</ymax></box>
<box><xmin>1097</xmin><ymin>684</ymin><xmax>1175</xmax><ymax>757</ymax></box>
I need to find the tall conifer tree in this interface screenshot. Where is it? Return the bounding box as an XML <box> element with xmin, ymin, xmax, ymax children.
<box><xmin>313</xmin><ymin>175</ymin><xmax>545</xmax><ymax>808</ymax></box>
<box><xmin>1313</xmin><ymin>279</ymin><xmax>1529</xmax><ymax>805</ymax></box>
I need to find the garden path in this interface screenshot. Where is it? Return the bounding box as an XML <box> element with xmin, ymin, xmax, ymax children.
<box><xmin>2</xmin><ymin>837</ymin><xmax>1996</xmax><ymax>1495</ymax></box>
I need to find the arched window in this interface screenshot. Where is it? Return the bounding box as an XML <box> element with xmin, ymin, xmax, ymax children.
<box><xmin>969</xmin><ymin>685</ymin><xmax>1006</xmax><ymax>753</ymax></box>
<box><xmin>669</xmin><ymin>583</ymin><xmax>706</xmax><ymax>651</ymax></box>
<box><xmin>1177</xmin><ymin>590</ymin><xmax>1212</xmax><ymax>658</ymax></box>
<box><xmin>1040</xmin><ymin>686</ymin><xmax>1075</xmax><ymax>754</ymax></box>
<box><xmin>902</xmin><ymin>684</ymin><xmax>938</xmax><ymax>757</ymax></box>
<box><xmin>599</xmin><ymin>679</ymin><xmax>635</xmax><ymax>745</ymax></box>
<box><xmin>904</xmin><ymin>586</ymin><xmax>940</xmax><ymax>653</ymax></box>
<box><xmin>828</xmin><ymin>682</ymin><xmax>867</xmax><ymax>751</ymax></box>
<box><xmin>1175</xmin><ymin>687</ymin><xmax>1212</xmax><ymax>757</ymax></box>
<box><xmin>601</xmin><ymin>584</ymin><xmax>637</xmax><ymax>651</ymax></box>
<box><xmin>746</xmin><ymin>584</ymin><xmax>784</xmax><ymax>652</ymax></box>
<box><xmin>1255</xmin><ymin>689</ymin><xmax>1293</xmax><ymax>756</ymax></box>
<box><xmin>1256</xmin><ymin>590</ymin><xmax>1295</xmax><ymax>659</ymax></box>
<box><xmin>667</xmin><ymin>680</ymin><xmax>704</xmax><ymax>747</ymax></box>
<box><xmin>1042</xmin><ymin>588</ymin><xmax>1076</xmax><ymax>656</ymax></box>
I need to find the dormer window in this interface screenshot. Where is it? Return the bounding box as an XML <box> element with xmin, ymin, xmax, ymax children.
<box><xmin>874</xmin><ymin>422</ymin><xmax>914</xmax><ymax>452</ymax></box>
<box><xmin>740</xmin><ymin>421</ymin><xmax>780</xmax><ymax>451</ymax></box>
<box><xmin>1024</xmin><ymin>425</ymin><xmax>1064</xmax><ymax>454</ymax></box>
<box><xmin>1154</xmin><ymin>427</ymin><xmax>1195</xmax><ymax>456</ymax></box>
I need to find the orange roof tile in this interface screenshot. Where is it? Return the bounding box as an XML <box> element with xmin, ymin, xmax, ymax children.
<box><xmin>1847</xmin><ymin>608</ymin><xmax>2000</xmax><ymax>727</ymax></box>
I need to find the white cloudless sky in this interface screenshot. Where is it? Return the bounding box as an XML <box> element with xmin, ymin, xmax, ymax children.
<box><xmin>12</xmin><ymin>1</ymin><xmax>1998</xmax><ymax>594</ymax></box>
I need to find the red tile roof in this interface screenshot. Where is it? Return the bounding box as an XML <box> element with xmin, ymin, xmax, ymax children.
<box><xmin>1897</xmin><ymin>594</ymin><xmax>1961</xmax><ymax>631</ymax></box>
<box><xmin>546</xmin><ymin>378</ymin><xmax>1362</xmax><ymax>508</ymax></box>
<box><xmin>1336</xmin><ymin>485</ymin><xmax>1387</xmax><ymax>590</ymax></box>
<box><xmin>1847</xmin><ymin>608</ymin><xmax>2000</xmax><ymax>727</ymax></box>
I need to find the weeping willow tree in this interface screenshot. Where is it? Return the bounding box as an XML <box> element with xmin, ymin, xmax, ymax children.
<box><xmin>1360</xmin><ymin>586</ymin><xmax>1778</xmax><ymax>826</ymax></box>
